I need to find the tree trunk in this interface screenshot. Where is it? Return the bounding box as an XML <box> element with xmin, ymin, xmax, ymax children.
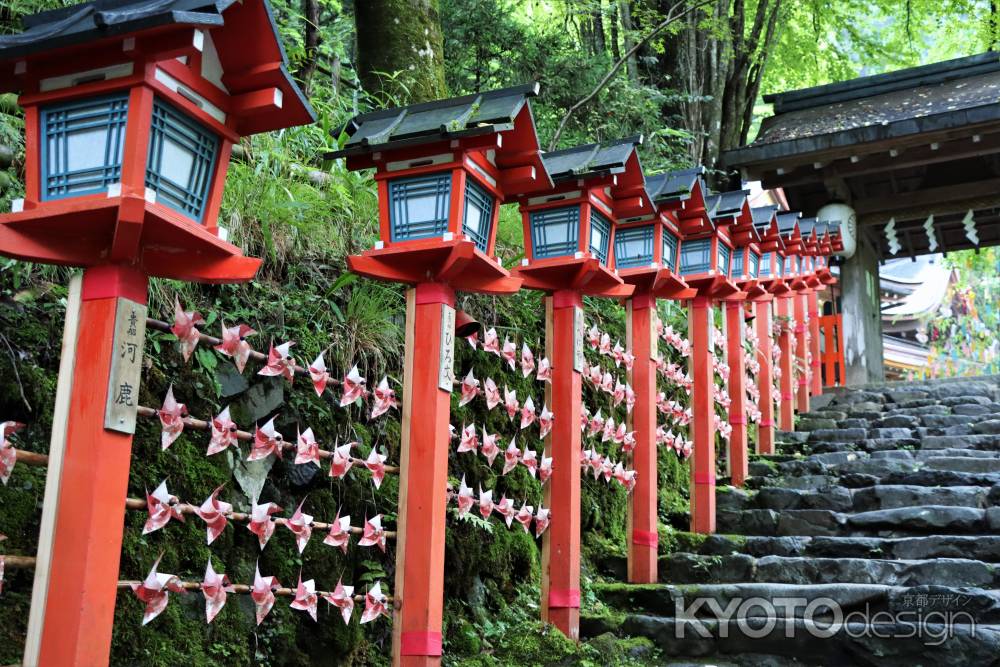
<box><xmin>593</xmin><ymin>2</ymin><xmax>608</xmax><ymax>56</ymax></box>
<box><xmin>619</xmin><ymin>0</ymin><xmax>638</xmax><ymax>80</ymax></box>
<box><xmin>610</xmin><ymin>2</ymin><xmax>622</xmax><ymax>62</ymax></box>
<box><xmin>355</xmin><ymin>0</ymin><xmax>448</xmax><ymax>104</ymax></box>
<box><xmin>298</xmin><ymin>0</ymin><xmax>320</xmax><ymax>96</ymax></box>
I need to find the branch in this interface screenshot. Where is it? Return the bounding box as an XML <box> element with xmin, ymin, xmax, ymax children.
<box><xmin>547</xmin><ymin>0</ymin><xmax>713</xmax><ymax>151</ymax></box>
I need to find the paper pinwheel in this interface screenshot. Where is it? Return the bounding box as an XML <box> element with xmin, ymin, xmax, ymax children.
<box><xmin>214</xmin><ymin>322</ymin><xmax>255</xmax><ymax>373</ymax></box>
<box><xmin>170</xmin><ymin>296</ymin><xmax>204</xmax><ymax>362</ymax></box>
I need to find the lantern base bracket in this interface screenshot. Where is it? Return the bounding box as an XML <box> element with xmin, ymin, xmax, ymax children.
<box><xmin>618</xmin><ymin>266</ymin><xmax>695</xmax><ymax>300</ymax></box>
<box><xmin>512</xmin><ymin>256</ymin><xmax>632</xmax><ymax>297</ymax></box>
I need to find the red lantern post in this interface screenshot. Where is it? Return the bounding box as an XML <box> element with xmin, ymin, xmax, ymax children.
<box><xmin>674</xmin><ymin>185</ymin><xmax>743</xmax><ymax>534</ymax></box>
<box><xmin>0</xmin><ymin>2</ymin><xmax>314</xmax><ymax>663</ymax></box>
<box><xmin>777</xmin><ymin>215</ymin><xmax>810</xmax><ymax>415</ymax></box>
<box><xmin>510</xmin><ymin>137</ymin><xmax>641</xmax><ymax>638</ymax></box>
<box><xmin>747</xmin><ymin>206</ymin><xmax>780</xmax><ymax>455</ymax></box>
<box><xmin>617</xmin><ymin>168</ymin><xmax>700</xmax><ymax>582</ymax></box>
<box><xmin>329</xmin><ymin>84</ymin><xmax>548</xmax><ymax>666</ymax></box>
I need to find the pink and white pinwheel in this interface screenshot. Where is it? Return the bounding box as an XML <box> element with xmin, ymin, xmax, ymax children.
<box><xmin>502</xmin><ymin>438</ymin><xmax>521</xmax><ymax>475</ymax></box>
<box><xmin>480</xmin><ymin>428</ymin><xmax>501</xmax><ymax>465</ymax></box>
<box><xmin>207</xmin><ymin>406</ymin><xmax>239</xmax><ymax>456</ymax></box>
<box><xmin>520</xmin><ymin>448</ymin><xmax>538</xmax><ymax>478</ymax></box>
<box><xmin>364</xmin><ymin>448</ymin><xmax>387</xmax><ymax>489</ymax></box>
<box><xmin>323</xmin><ymin>512</ymin><xmax>352</xmax><ymax>554</ymax></box>
<box><xmin>519</xmin><ymin>396</ymin><xmax>536</xmax><ymax>430</ymax></box>
<box><xmin>0</xmin><ymin>553</ymin><xmax>5</xmax><ymax>594</ymax></box>
<box><xmin>612</xmin><ymin>340</ymin><xmax>625</xmax><ymax>366</ymax></box>
<box><xmin>501</xmin><ymin>336</ymin><xmax>517</xmax><ymax>371</ymax></box>
<box><xmin>459</xmin><ymin>369</ymin><xmax>481</xmax><ymax>407</ymax></box>
<box><xmin>536</xmin><ymin>356</ymin><xmax>552</xmax><ymax>383</ymax></box>
<box><xmin>201</xmin><ymin>560</ymin><xmax>234</xmax><ymax>623</ymax></box>
<box><xmin>520</xmin><ymin>342</ymin><xmax>535</xmax><ymax>378</ymax></box>
<box><xmin>478</xmin><ymin>487</ymin><xmax>494</xmax><ymax>519</ymax></box>
<box><xmin>586</xmin><ymin>365</ymin><xmax>603</xmax><ymax>387</ymax></box>
<box><xmin>586</xmin><ymin>324</ymin><xmax>601</xmax><ymax>350</ymax></box>
<box><xmin>612</xmin><ymin>380</ymin><xmax>626</xmax><ymax>407</ymax></box>
<box><xmin>249</xmin><ymin>418</ymin><xmax>284</xmax><ymax>461</ymax></box>
<box><xmin>581</xmin><ymin>407</ymin><xmax>590</xmax><ymax>433</ymax></box>
<box><xmin>371</xmin><ymin>377</ymin><xmax>398</xmax><ymax>419</ymax></box>
<box><xmin>600</xmin><ymin>372</ymin><xmax>615</xmax><ymax>395</ymax></box>
<box><xmin>625</xmin><ymin>383</ymin><xmax>636</xmax><ymax>413</ymax></box>
<box><xmin>495</xmin><ymin>495</ymin><xmax>516</xmax><ymax>527</ymax></box>
<box><xmin>602</xmin><ymin>416</ymin><xmax>616</xmax><ymax>443</ymax></box>
<box><xmin>599</xmin><ymin>332</ymin><xmax>612</xmax><ymax>356</ymax></box>
<box><xmin>323</xmin><ymin>579</ymin><xmax>355</xmax><ymax>625</ymax></box>
<box><xmin>308</xmin><ymin>353</ymin><xmax>332</xmax><ymax>397</ymax></box>
<box><xmin>484</xmin><ymin>377</ymin><xmax>501</xmax><ymax>410</ymax></box>
<box><xmin>539</xmin><ymin>404</ymin><xmax>554</xmax><ymax>439</ymax></box>
<box><xmin>143</xmin><ymin>480</ymin><xmax>185</xmax><ymax>535</ymax></box>
<box><xmin>0</xmin><ymin>421</ymin><xmax>24</xmax><ymax>485</ymax></box>
<box><xmin>295</xmin><ymin>427</ymin><xmax>322</xmax><ymax>467</ymax></box>
<box><xmin>158</xmin><ymin>385</ymin><xmax>186</xmax><ymax>450</ymax></box>
<box><xmin>515</xmin><ymin>503</ymin><xmax>534</xmax><ymax>533</ymax></box>
<box><xmin>622</xmin><ymin>429</ymin><xmax>636</xmax><ymax>454</ymax></box>
<box><xmin>458</xmin><ymin>423</ymin><xmax>479</xmax><ymax>454</ymax></box>
<box><xmin>539</xmin><ymin>455</ymin><xmax>553</xmax><ymax>484</ymax></box>
<box><xmin>601</xmin><ymin>456</ymin><xmax>615</xmax><ymax>482</ymax></box>
<box><xmin>358</xmin><ymin>515</ymin><xmax>387</xmax><ymax>552</ymax></box>
<box><xmin>251</xmin><ymin>563</ymin><xmax>280</xmax><ymax>625</ymax></box>
<box><xmin>286</xmin><ymin>499</ymin><xmax>313</xmax><ymax>554</ymax></box>
<box><xmin>248</xmin><ymin>502</ymin><xmax>282</xmax><ymax>549</ymax></box>
<box><xmin>466</xmin><ymin>331</ymin><xmax>479</xmax><ymax>349</ymax></box>
<box><xmin>483</xmin><ymin>327</ymin><xmax>501</xmax><ymax>356</ymax></box>
<box><xmin>622</xmin><ymin>349</ymin><xmax>635</xmax><ymax>371</ymax></box>
<box><xmin>194</xmin><ymin>484</ymin><xmax>231</xmax><ymax>545</ymax></box>
<box><xmin>588</xmin><ymin>409</ymin><xmax>605</xmax><ymax>437</ymax></box>
<box><xmin>329</xmin><ymin>442</ymin><xmax>355</xmax><ymax>479</ymax></box>
<box><xmin>588</xmin><ymin>450</ymin><xmax>604</xmax><ymax>479</ymax></box>
<box><xmin>214</xmin><ymin>322</ymin><xmax>255</xmax><ymax>373</ymax></box>
<box><xmin>613</xmin><ymin>422</ymin><xmax>627</xmax><ymax>445</ymax></box>
<box><xmin>456</xmin><ymin>476</ymin><xmax>475</xmax><ymax>517</ymax></box>
<box><xmin>360</xmin><ymin>582</ymin><xmax>388</xmax><ymax>624</ymax></box>
<box><xmin>258</xmin><ymin>342</ymin><xmax>296</xmax><ymax>383</ymax></box>
<box><xmin>131</xmin><ymin>555</ymin><xmax>186</xmax><ymax>625</ymax></box>
<box><xmin>290</xmin><ymin>575</ymin><xmax>318</xmax><ymax>622</ymax></box>
<box><xmin>503</xmin><ymin>386</ymin><xmax>519</xmax><ymax>420</ymax></box>
<box><xmin>171</xmin><ymin>296</ymin><xmax>204</xmax><ymax>362</ymax></box>
<box><xmin>534</xmin><ymin>507</ymin><xmax>551</xmax><ymax>537</ymax></box>
<box><xmin>340</xmin><ymin>365</ymin><xmax>368</xmax><ymax>406</ymax></box>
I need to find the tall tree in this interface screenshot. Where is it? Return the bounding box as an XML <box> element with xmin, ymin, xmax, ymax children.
<box><xmin>355</xmin><ymin>0</ymin><xmax>448</xmax><ymax>103</ymax></box>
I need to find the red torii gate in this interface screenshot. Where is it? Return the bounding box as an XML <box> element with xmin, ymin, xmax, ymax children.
<box><xmin>509</xmin><ymin>136</ymin><xmax>641</xmax><ymax>639</ymax></box>
<box><xmin>327</xmin><ymin>83</ymin><xmax>548</xmax><ymax>667</ymax></box>
<box><xmin>618</xmin><ymin>169</ymin><xmax>697</xmax><ymax>583</ymax></box>
<box><xmin>0</xmin><ymin>1</ymin><xmax>314</xmax><ymax>663</ymax></box>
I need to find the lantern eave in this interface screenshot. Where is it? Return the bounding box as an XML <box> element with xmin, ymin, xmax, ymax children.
<box><xmin>511</xmin><ymin>255</ymin><xmax>632</xmax><ymax>297</ymax></box>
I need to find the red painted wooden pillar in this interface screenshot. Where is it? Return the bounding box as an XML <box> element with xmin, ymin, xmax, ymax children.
<box><xmin>626</xmin><ymin>294</ymin><xmax>657</xmax><ymax>583</ymax></box>
<box><xmin>754</xmin><ymin>297</ymin><xmax>775</xmax><ymax>455</ymax></box>
<box><xmin>393</xmin><ymin>282</ymin><xmax>455</xmax><ymax>666</ymax></box>
<box><xmin>777</xmin><ymin>295</ymin><xmax>795</xmax><ymax>432</ymax></box>
<box><xmin>541</xmin><ymin>290</ymin><xmax>582</xmax><ymax>638</ymax></box>
<box><xmin>688</xmin><ymin>296</ymin><xmax>716</xmax><ymax>534</ymax></box>
<box><xmin>724</xmin><ymin>298</ymin><xmax>747</xmax><ymax>486</ymax></box>
<box><xmin>809</xmin><ymin>290</ymin><xmax>822</xmax><ymax>396</ymax></box>
<box><xmin>794</xmin><ymin>290</ymin><xmax>810</xmax><ymax>413</ymax></box>
<box><xmin>33</xmin><ymin>265</ymin><xmax>147</xmax><ymax>667</ymax></box>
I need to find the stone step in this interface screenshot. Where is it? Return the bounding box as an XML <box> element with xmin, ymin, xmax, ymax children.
<box><xmin>588</xmin><ymin>615</ymin><xmax>1000</xmax><ymax>667</ymax></box>
<box><xmin>718</xmin><ymin>505</ymin><xmax>1000</xmax><ymax>537</ymax></box>
<box><xmin>593</xmin><ymin>582</ymin><xmax>1000</xmax><ymax>623</ymax></box>
<box><xmin>659</xmin><ymin>553</ymin><xmax>999</xmax><ymax>587</ymax></box>
<box><xmin>730</xmin><ymin>484</ymin><xmax>998</xmax><ymax>512</ymax></box>
<box><xmin>748</xmin><ymin>468</ymin><xmax>1000</xmax><ymax>491</ymax></box>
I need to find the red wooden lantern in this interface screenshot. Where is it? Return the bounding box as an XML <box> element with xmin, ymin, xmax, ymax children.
<box><xmin>513</xmin><ymin>136</ymin><xmax>646</xmax><ymax>298</ymax></box>
<box><xmin>0</xmin><ymin>0</ymin><xmax>314</xmax><ymax>282</ymax></box>
<box><xmin>747</xmin><ymin>205</ymin><xmax>779</xmax><ymax>455</ymax></box>
<box><xmin>675</xmin><ymin>188</ymin><xmax>742</xmax><ymax>299</ymax></box>
<box><xmin>330</xmin><ymin>83</ymin><xmax>546</xmax><ymax>295</ymax></box>
<box><xmin>328</xmin><ymin>83</ymin><xmax>547</xmax><ymax>666</ymax></box>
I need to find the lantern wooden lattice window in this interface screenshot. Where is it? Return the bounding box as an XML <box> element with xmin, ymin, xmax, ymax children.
<box><xmin>748</xmin><ymin>250</ymin><xmax>760</xmax><ymax>278</ymax></box>
<box><xmin>662</xmin><ymin>227</ymin><xmax>679</xmax><ymax>273</ymax></box>
<box><xmin>732</xmin><ymin>248</ymin><xmax>744</xmax><ymax>277</ymax></box>
<box><xmin>614</xmin><ymin>224</ymin><xmax>654</xmax><ymax>268</ymax></box>
<box><xmin>718</xmin><ymin>242</ymin><xmax>731</xmax><ymax>277</ymax></box>
<box><xmin>145</xmin><ymin>98</ymin><xmax>219</xmax><ymax>222</ymax></box>
<box><xmin>680</xmin><ymin>238</ymin><xmax>712</xmax><ymax>275</ymax></box>
<box><xmin>388</xmin><ymin>173</ymin><xmax>452</xmax><ymax>243</ymax></box>
<box><xmin>529</xmin><ymin>205</ymin><xmax>581</xmax><ymax>259</ymax></box>
<box><xmin>758</xmin><ymin>251</ymin><xmax>773</xmax><ymax>276</ymax></box>
<box><xmin>462</xmin><ymin>179</ymin><xmax>495</xmax><ymax>252</ymax></box>
<box><xmin>41</xmin><ymin>93</ymin><xmax>129</xmax><ymax>200</ymax></box>
<box><xmin>589</xmin><ymin>209</ymin><xmax>612</xmax><ymax>264</ymax></box>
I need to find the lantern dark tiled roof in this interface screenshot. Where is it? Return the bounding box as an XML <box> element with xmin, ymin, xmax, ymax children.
<box><xmin>751</xmin><ymin>205</ymin><xmax>779</xmax><ymax>227</ymax></box>
<box><xmin>797</xmin><ymin>217</ymin><xmax>821</xmax><ymax>236</ymax></box>
<box><xmin>541</xmin><ymin>135</ymin><xmax>642</xmax><ymax>182</ymax></box>
<box><xmin>726</xmin><ymin>52</ymin><xmax>1000</xmax><ymax>166</ymax></box>
<box><xmin>776</xmin><ymin>211</ymin><xmax>802</xmax><ymax>235</ymax></box>
<box><xmin>644</xmin><ymin>166</ymin><xmax>704</xmax><ymax>204</ymax></box>
<box><xmin>0</xmin><ymin>0</ymin><xmax>228</xmax><ymax>60</ymax></box>
<box><xmin>328</xmin><ymin>83</ymin><xmax>541</xmax><ymax>158</ymax></box>
<box><xmin>705</xmin><ymin>189</ymin><xmax>749</xmax><ymax>219</ymax></box>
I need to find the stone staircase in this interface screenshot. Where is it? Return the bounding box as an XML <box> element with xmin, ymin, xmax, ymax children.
<box><xmin>586</xmin><ymin>377</ymin><xmax>1000</xmax><ymax>666</ymax></box>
